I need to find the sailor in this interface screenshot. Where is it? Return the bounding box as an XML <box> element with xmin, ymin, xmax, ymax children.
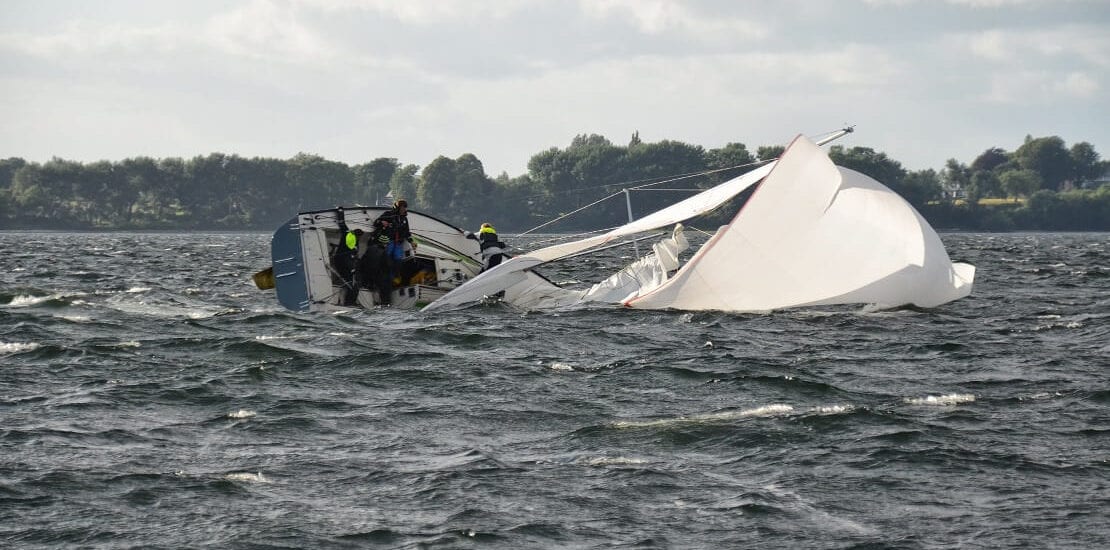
<box><xmin>469</xmin><ymin>222</ymin><xmax>507</xmax><ymax>272</ymax></box>
<box><xmin>376</xmin><ymin>199</ymin><xmax>416</xmax><ymax>259</ymax></box>
<box><xmin>364</xmin><ymin>215</ymin><xmax>395</xmax><ymax>305</ymax></box>
<box><xmin>333</xmin><ymin>226</ymin><xmax>361</xmax><ymax>306</ymax></box>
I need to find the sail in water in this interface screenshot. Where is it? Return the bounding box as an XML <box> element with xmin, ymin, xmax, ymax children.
<box><xmin>422</xmin><ymin>132</ymin><xmax>974</xmax><ymax>313</ymax></box>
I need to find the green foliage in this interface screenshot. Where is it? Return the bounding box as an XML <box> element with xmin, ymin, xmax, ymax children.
<box><xmin>1013</xmin><ymin>135</ymin><xmax>1072</xmax><ymax>191</ymax></box>
<box><xmin>1000</xmin><ymin>169</ymin><xmax>1041</xmax><ymax>199</ymax></box>
<box><xmin>969</xmin><ymin>170</ymin><xmax>1001</xmax><ymax>199</ymax></box>
<box><xmin>353</xmin><ymin>157</ymin><xmax>399</xmax><ymax>205</ymax></box>
<box><xmin>0</xmin><ymin>132</ymin><xmax>1105</xmax><ymax>232</ymax></box>
<box><xmin>389</xmin><ymin>164</ymin><xmax>420</xmax><ymax>207</ymax></box>
<box><xmin>901</xmin><ymin>169</ymin><xmax>943</xmax><ymax>207</ymax></box>
<box><xmin>970</xmin><ymin>147</ymin><xmax>1009</xmax><ymax>172</ymax></box>
<box><xmin>756</xmin><ymin>145</ymin><xmax>785</xmax><ymax>162</ymax></box>
<box><xmin>1069</xmin><ymin>142</ymin><xmax>1102</xmax><ymax>184</ymax></box>
<box><xmin>418</xmin><ymin>156</ymin><xmax>458</xmax><ymax>216</ymax></box>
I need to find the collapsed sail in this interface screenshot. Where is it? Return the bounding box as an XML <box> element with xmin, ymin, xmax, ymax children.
<box><xmin>423</xmin><ymin>133</ymin><xmax>974</xmax><ymax>314</ymax></box>
<box><xmin>626</xmin><ymin>136</ymin><xmax>974</xmax><ymax>311</ymax></box>
<box><xmin>420</xmin><ymin>162</ymin><xmax>773</xmax><ymax>312</ymax></box>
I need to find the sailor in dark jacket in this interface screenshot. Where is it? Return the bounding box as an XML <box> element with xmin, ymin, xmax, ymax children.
<box><xmin>333</xmin><ymin>225</ymin><xmax>360</xmax><ymax>306</ymax></box>
<box><xmin>364</xmin><ymin>199</ymin><xmax>416</xmax><ymax>305</ymax></box>
<box><xmin>470</xmin><ymin>222</ymin><xmax>506</xmax><ymax>272</ymax></box>
<box><xmin>376</xmin><ymin>199</ymin><xmax>416</xmax><ymax>257</ymax></box>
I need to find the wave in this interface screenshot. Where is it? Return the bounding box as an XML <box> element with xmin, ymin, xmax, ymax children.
<box><xmin>904</xmin><ymin>393</ymin><xmax>976</xmax><ymax>406</ymax></box>
<box><xmin>223</xmin><ymin>472</ymin><xmax>269</xmax><ymax>483</ymax></box>
<box><xmin>612</xmin><ymin>404</ymin><xmax>795</xmax><ymax>429</ymax></box>
<box><xmin>0</xmin><ymin>341</ymin><xmax>41</xmax><ymax>354</ymax></box>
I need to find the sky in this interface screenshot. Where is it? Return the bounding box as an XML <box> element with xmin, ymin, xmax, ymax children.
<box><xmin>1</xmin><ymin>0</ymin><xmax>1107</xmax><ymax>177</ymax></box>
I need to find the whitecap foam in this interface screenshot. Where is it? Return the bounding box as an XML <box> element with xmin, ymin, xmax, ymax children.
<box><xmin>811</xmin><ymin>404</ymin><xmax>853</xmax><ymax>415</ymax></box>
<box><xmin>224</xmin><ymin>472</ymin><xmax>269</xmax><ymax>483</ymax></box>
<box><xmin>905</xmin><ymin>393</ymin><xmax>975</xmax><ymax>406</ymax></box>
<box><xmin>549</xmin><ymin>362</ymin><xmax>574</xmax><ymax>371</ymax></box>
<box><xmin>126</xmin><ymin>287</ymin><xmax>151</xmax><ymax>293</ymax></box>
<box><xmin>4</xmin><ymin>294</ymin><xmax>52</xmax><ymax>307</ymax></box>
<box><xmin>579</xmin><ymin>456</ymin><xmax>647</xmax><ymax>466</ymax></box>
<box><xmin>0</xmin><ymin>342</ymin><xmax>41</xmax><ymax>354</ymax></box>
<box><xmin>228</xmin><ymin>409</ymin><xmax>257</xmax><ymax>419</ymax></box>
<box><xmin>613</xmin><ymin>404</ymin><xmax>794</xmax><ymax>428</ymax></box>
<box><xmin>103</xmin><ymin>298</ymin><xmax>220</xmax><ymax>320</ymax></box>
<box><xmin>1033</xmin><ymin>320</ymin><xmax>1083</xmax><ymax>331</ymax></box>
<box><xmin>1021</xmin><ymin>392</ymin><xmax>1062</xmax><ymax>401</ymax></box>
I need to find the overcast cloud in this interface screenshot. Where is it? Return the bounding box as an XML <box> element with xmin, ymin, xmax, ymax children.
<box><xmin>1</xmin><ymin>0</ymin><xmax>1107</xmax><ymax>176</ymax></box>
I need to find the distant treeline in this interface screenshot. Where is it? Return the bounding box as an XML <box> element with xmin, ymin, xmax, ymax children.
<box><xmin>1</xmin><ymin>132</ymin><xmax>1107</xmax><ymax>232</ymax></box>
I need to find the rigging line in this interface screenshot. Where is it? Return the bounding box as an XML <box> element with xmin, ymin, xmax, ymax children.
<box><xmin>517</xmin><ymin>127</ymin><xmax>851</xmax><ymax>236</ymax></box>
<box><xmin>518</xmin><ymin>190</ymin><xmax>626</xmax><ymax>236</ymax></box>
<box><xmin>522</xmin><ymin>224</ymin><xmax>623</xmax><ymax>248</ymax></box>
<box><xmin>518</xmin><ymin>161</ymin><xmax>768</xmax><ymax>236</ymax></box>
<box><xmin>687</xmin><ymin>225</ymin><xmax>717</xmax><ymax>238</ymax></box>
<box><xmin>547</xmin><ymin>232</ymin><xmax>666</xmax><ymax>263</ymax></box>
<box><xmin>515</xmin><ymin>158</ymin><xmax>773</xmax><ymax>203</ymax></box>
<box><xmin>621</xmin><ymin>160</ymin><xmax>772</xmax><ymax>193</ymax></box>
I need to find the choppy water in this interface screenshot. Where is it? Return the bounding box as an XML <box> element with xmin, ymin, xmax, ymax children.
<box><xmin>1</xmin><ymin>231</ymin><xmax>1108</xmax><ymax>549</ymax></box>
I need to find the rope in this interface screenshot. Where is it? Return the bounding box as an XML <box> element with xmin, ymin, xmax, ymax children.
<box><xmin>518</xmin><ymin>159</ymin><xmax>773</xmax><ymax>236</ymax></box>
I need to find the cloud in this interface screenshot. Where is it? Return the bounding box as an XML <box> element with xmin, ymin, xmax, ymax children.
<box><xmin>206</xmin><ymin>0</ymin><xmax>340</xmax><ymax>64</ymax></box>
<box><xmin>1052</xmin><ymin>72</ymin><xmax>1100</xmax><ymax>98</ymax></box>
<box><xmin>579</xmin><ymin>0</ymin><xmax>767</xmax><ymax>43</ymax></box>
<box><xmin>292</xmin><ymin>0</ymin><xmax>541</xmax><ymax>24</ymax></box>
<box><xmin>982</xmin><ymin>69</ymin><xmax>1101</xmax><ymax>103</ymax></box>
<box><xmin>0</xmin><ymin>20</ymin><xmax>178</xmax><ymax>60</ymax></box>
<box><xmin>865</xmin><ymin>0</ymin><xmax>1070</xmax><ymax>6</ymax></box>
<box><xmin>962</xmin><ymin>26</ymin><xmax>1109</xmax><ymax>66</ymax></box>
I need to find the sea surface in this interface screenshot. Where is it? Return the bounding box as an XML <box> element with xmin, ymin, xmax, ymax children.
<box><xmin>1</xmin><ymin>231</ymin><xmax>1107</xmax><ymax>549</ymax></box>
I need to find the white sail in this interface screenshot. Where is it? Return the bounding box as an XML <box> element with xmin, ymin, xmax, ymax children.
<box><xmin>581</xmin><ymin>224</ymin><xmax>690</xmax><ymax>303</ymax></box>
<box><xmin>423</xmin><ymin>132</ymin><xmax>975</xmax><ymax>314</ymax></box>
<box><xmin>420</xmin><ymin>163</ymin><xmax>772</xmax><ymax>312</ymax></box>
<box><xmin>526</xmin><ymin>162</ymin><xmax>774</xmax><ymax>262</ymax></box>
<box><xmin>626</xmin><ymin>136</ymin><xmax>974</xmax><ymax>311</ymax></box>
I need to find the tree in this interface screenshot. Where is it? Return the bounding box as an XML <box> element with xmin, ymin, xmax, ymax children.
<box><xmin>389</xmin><ymin>164</ymin><xmax>420</xmax><ymax>207</ymax></box>
<box><xmin>451</xmin><ymin>153</ymin><xmax>494</xmax><ymax>226</ymax></box>
<box><xmin>970</xmin><ymin>170</ymin><xmax>1002</xmax><ymax>199</ymax></box>
<box><xmin>417</xmin><ymin>156</ymin><xmax>457</xmax><ymax>215</ymax></box>
<box><xmin>9</xmin><ymin>164</ymin><xmax>53</xmax><ymax>222</ymax></box>
<box><xmin>942</xmin><ymin>158</ymin><xmax>971</xmax><ymax>200</ymax></box>
<box><xmin>623</xmin><ymin>140</ymin><xmax>707</xmax><ymax>218</ymax></box>
<box><xmin>706</xmin><ymin>142</ymin><xmax>755</xmax><ymax>176</ymax></box>
<box><xmin>830</xmin><ymin>146</ymin><xmax>906</xmax><ymax>186</ymax></box>
<box><xmin>756</xmin><ymin>145</ymin><xmax>785</xmax><ymax>161</ymax></box>
<box><xmin>970</xmin><ymin>147</ymin><xmax>1009</xmax><ymax>172</ymax></box>
<box><xmin>1000</xmin><ymin>169</ymin><xmax>1042</xmax><ymax>200</ymax></box>
<box><xmin>1013</xmin><ymin>135</ymin><xmax>1072</xmax><ymax>190</ymax></box>
<box><xmin>1069</xmin><ymin>142</ymin><xmax>1102</xmax><ymax>185</ymax></box>
<box><xmin>285</xmin><ymin>153</ymin><xmax>353</xmax><ymax>212</ymax></box>
<box><xmin>900</xmin><ymin>169</ymin><xmax>943</xmax><ymax>208</ymax></box>
<box><xmin>353</xmin><ymin>157</ymin><xmax>399</xmax><ymax>205</ymax></box>
<box><xmin>628</xmin><ymin>131</ymin><xmax>642</xmax><ymax>147</ymax></box>
<box><xmin>0</xmin><ymin>157</ymin><xmax>26</xmax><ymax>189</ymax></box>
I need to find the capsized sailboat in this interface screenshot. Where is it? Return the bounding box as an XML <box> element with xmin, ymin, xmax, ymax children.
<box><xmin>260</xmin><ymin>206</ymin><xmax>488</xmax><ymax>312</ymax></box>
<box><xmin>422</xmin><ymin>132</ymin><xmax>975</xmax><ymax>313</ymax></box>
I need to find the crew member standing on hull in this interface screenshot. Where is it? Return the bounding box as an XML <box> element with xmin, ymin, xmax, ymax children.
<box><xmin>369</xmin><ymin>199</ymin><xmax>417</xmax><ymax>304</ymax></box>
